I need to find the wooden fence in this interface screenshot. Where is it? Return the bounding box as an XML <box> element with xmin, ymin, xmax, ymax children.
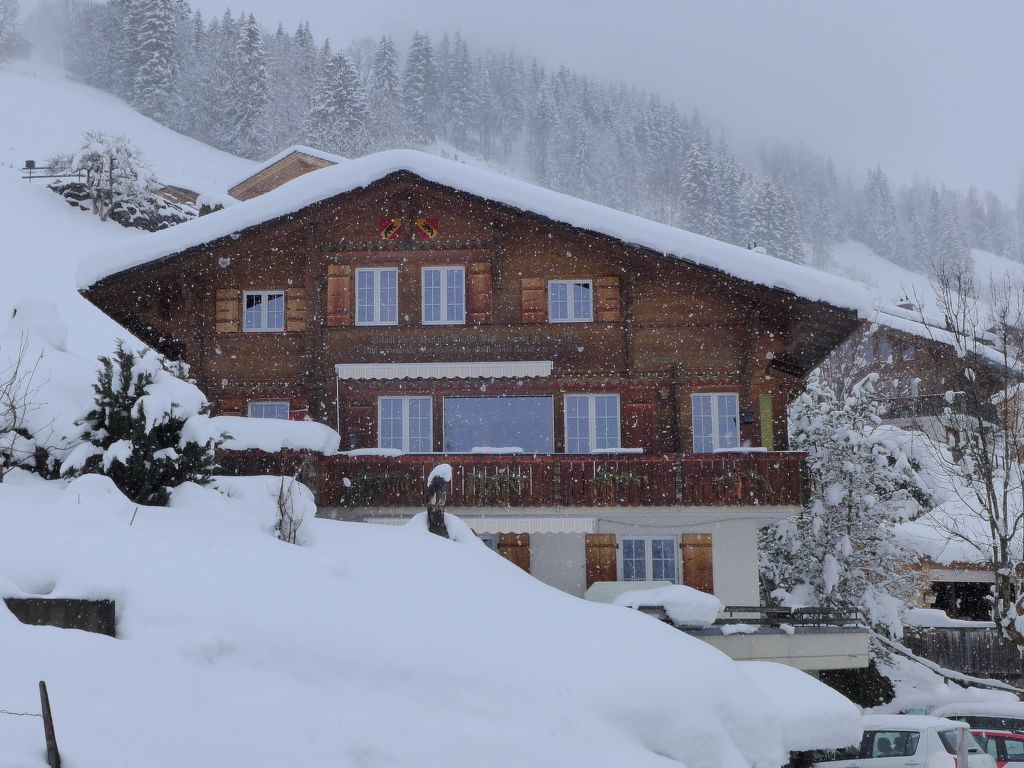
<box><xmin>903</xmin><ymin>627</ymin><xmax>1023</xmax><ymax>678</ymax></box>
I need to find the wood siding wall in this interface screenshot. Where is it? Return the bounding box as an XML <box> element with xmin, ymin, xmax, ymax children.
<box><xmin>84</xmin><ymin>172</ymin><xmax>858</xmax><ymax>456</ymax></box>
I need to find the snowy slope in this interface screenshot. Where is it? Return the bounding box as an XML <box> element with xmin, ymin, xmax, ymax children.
<box><xmin>0</xmin><ymin>61</ymin><xmax>255</xmax><ymax>192</ymax></box>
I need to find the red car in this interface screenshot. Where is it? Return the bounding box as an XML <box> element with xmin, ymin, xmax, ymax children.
<box><xmin>972</xmin><ymin>730</ymin><xmax>1024</xmax><ymax>767</ymax></box>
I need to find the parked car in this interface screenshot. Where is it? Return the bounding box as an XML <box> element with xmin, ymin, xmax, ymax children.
<box><xmin>813</xmin><ymin>715</ymin><xmax>995</xmax><ymax>767</ymax></box>
<box><xmin>931</xmin><ymin>704</ymin><xmax>1024</xmax><ymax>734</ymax></box>
<box><xmin>972</xmin><ymin>730</ymin><xmax>1024</xmax><ymax>767</ymax></box>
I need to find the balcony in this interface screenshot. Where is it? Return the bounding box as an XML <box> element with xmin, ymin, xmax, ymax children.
<box><xmin>880</xmin><ymin>393</ymin><xmax>998</xmax><ymax>424</ymax></box>
<box><xmin>218</xmin><ymin>451</ymin><xmax>805</xmax><ymax>508</ymax></box>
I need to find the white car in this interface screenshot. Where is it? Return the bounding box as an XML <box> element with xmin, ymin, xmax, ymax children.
<box><xmin>813</xmin><ymin>714</ymin><xmax>996</xmax><ymax>767</ymax></box>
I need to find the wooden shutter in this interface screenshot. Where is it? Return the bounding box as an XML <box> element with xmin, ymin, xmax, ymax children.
<box><xmin>466</xmin><ymin>261</ymin><xmax>493</xmax><ymax>324</ymax></box>
<box><xmin>289</xmin><ymin>397</ymin><xmax>308</xmax><ymax>421</ymax></box>
<box><xmin>285</xmin><ymin>287</ymin><xmax>308</xmax><ymax>332</ymax></box>
<box><xmin>585</xmin><ymin>533</ymin><xmax>618</xmax><ymax>588</ymax></box>
<box><xmin>326</xmin><ymin>264</ymin><xmax>353</xmax><ymax>326</ymax></box>
<box><xmin>218</xmin><ymin>399</ymin><xmax>243</xmax><ymax>416</ymax></box>
<box><xmin>498</xmin><ymin>533</ymin><xmax>531</xmax><ymax>572</ymax></box>
<box><xmin>758</xmin><ymin>393</ymin><xmax>774</xmax><ymax>451</ymax></box>
<box><xmin>216</xmin><ymin>288</ymin><xmax>241</xmax><ymax>333</ymax></box>
<box><xmin>594</xmin><ymin>275</ymin><xmax>622</xmax><ymax>322</ymax></box>
<box><xmin>520</xmin><ymin>277</ymin><xmax>547</xmax><ymax>323</ymax></box>
<box><xmin>681</xmin><ymin>534</ymin><xmax>714</xmax><ymax>594</ymax></box>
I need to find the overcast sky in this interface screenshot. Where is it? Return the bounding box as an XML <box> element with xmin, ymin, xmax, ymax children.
<box><xmin>187</xmin><ymin>0</ymin><xmax>1023</xmax><ymax>201</ymax></box>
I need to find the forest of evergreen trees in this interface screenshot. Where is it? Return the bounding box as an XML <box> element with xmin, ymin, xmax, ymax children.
<box><xmin>31</xmin><ymin>0</ymin><xmax>1024</xmax><ymax>269</ymax></box>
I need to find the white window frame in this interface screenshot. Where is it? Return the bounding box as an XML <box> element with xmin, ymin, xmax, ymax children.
<box><xmin>247</xmin><ymin>400</ymin><xmax>290</xmax><ymax>419</ymax></box>
<box><xmin>377</xmin><ymin>396</ymin><xmax>433</xmax><ymax>453</ymax></box>
<box><xmin>619</xmin><ymin>535</ymin><xmax>679</xmax><ymax>583</ymax></box>
<box><xmin>563</xmin><ymin>393</ymin><xmax>621</xmax><ymax>454</ymax></box>
<box><xmin>691</xmin><ymin>392</ymin><xmax>740</xmax><ymax>453</ymax></box>
<box><xmin>355</xmin><ymin>268</ymin><xmax>399</xmax><ymax>326</ymax></box>
<box><xmin>548</xmin><ymin>279</ymin><xmax>594</xmax><ymax>323</ymax></box>
<box><xmin>421</xmin><ymin>266</ymin><xmax>466</xmax><ymax>325</ymax></box>
<box><xmin>243</xmin><ymin>290</ymin><xmax>286</xmax><ymax>332</ymax></box>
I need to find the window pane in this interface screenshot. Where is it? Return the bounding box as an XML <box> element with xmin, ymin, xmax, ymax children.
<box><xmin>443</xmin><ymin>397</ymin><xmax>554</xmax><ymax>453</ymax></box>
<box><xmin>692</xmin><ymin>394</ymin><xmax>713</xmax><ymax>453</ymax></box>
<box><xmin>423</xmin><ymin>268</ymin><xmax>441</xmax><ymax>323</ymax></box>
<box><xmin>379</xmin><ymin>398</ymin><xmax>404</xmax><ymax>450</ymax></box>
<box><xmin>593</xmin><ymin>394</ymin><xmax>620</xmax><ymax>450</ymax></box>
<box><xmin>651</xmin><ymin>538</ymin><xmax>676</xmax><ymax>581</ymax></box>
<box><xmin>266</xmin><ymin>292</ymin><xmax>285</xmax><ymax>331</ymax></box>
<box><xmin>564</xmin><ymin>395</ymin><xmax>590</xmax><ymax>453</ymax></box>
<box><xmin>406</xmin><ymin>397</ymin><xmax>432</xmax><ymax>453</ymax></box>
<box><xmin>573</xmin><ymin>281</ymin><xmax>593</xmax><ymax>321</ymax></box>
<box><xmin>357</xmin><ymin>270</ymin><xmax>375</xmax><ymax>324</ymax></box>
<box><xmin>379</xmin><ymin>269</ymin><xmax>398</xmax><ymax>323</ymax></box>
<box><xmin>446</xmin><ymin>268</ymin><xmax>464</xmax><ymax>322</ymax></box>
<box><xmin>622</xmin><ymin>539</ymin><xmax>646</xmax><ymax>581</ymax></box>
<box><xmin>248</xmin><ymin>401</ymin><xmax>289</xmax><ymax>419</ymax></box>
<box><xmin>717</xmin><ymin>394</ymin><xmax>739</xmax><ymax>450</ymax></box>
<box><xmin>549</xmin><ymin>282</ymin><xmax>569</xmax><ymax>321</ymax></box>
<box><xmin>244</xmin><ymin>293</ymin><xmax>263</xmax><ymax>330</ymax></box>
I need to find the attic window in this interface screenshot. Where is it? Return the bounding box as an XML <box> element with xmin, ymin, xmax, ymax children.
<box><xmin>243</xmin><ymin>291</ymin><xmax>285</xmax><ymax>332</ymax></box>
<box><xmin>548</xmin><ymin>280</ymin><xmax>593</xmax><ymax>323</ymax></box>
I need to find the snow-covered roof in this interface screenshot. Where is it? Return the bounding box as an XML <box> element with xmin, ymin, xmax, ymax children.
<box><xmin>224</xmin><ymin>144</ymin><xmax>346</xmax><ymax>194</ymax></box>
<box><xmin>78</xmin><ymin>150</ymin><xmax>874</xmax><ymax>315</ymax></box>
<box><xmin>862</xmin><ymin>714</ymin><xmax>971</xmax><ymax>731</ymax></box>
<box><xmin>873</xmin><ymin>304</ymin><xmax>1013</xmax><ymax>370</ymax></box>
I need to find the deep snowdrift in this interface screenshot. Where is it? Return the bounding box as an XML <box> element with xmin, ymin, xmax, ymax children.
<box><xmin>0</xmin><ymin>471</ymin><xmax>861</xmax><ymax>767</ymax></box>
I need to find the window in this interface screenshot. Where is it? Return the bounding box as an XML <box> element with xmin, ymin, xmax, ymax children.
<box><xmin>247</xmin><ymin>401</ymin><xmax>289</xmax><ymax>419</ymax></box>
<box><xmin>620</xmin><ymin>537</ymin><xmax>677</xmax><ymax>582</ymax></box>
<box><xmin>865</xmin><ymin>730</ymin><xmax>920</xmax><ymax>759</ymax></box>
<box><xmin>548</xmin><ymin>280</ymin><xmax>593</xmax><ymax>322</ymax></box>
<box><xmin>877</xmin><ymin>337</ymin><xmax>893</xmax><ymax>362</ymax></box>
<box><xmin>243</xmin><ymin>291</ymin><xmax>285</xmax><ymax>332</ymax></box>
<box><xmin>811</xmin><ymin>743</ymin><xmax>862</xmax><ymax>763</ymax></box>
<box><xmin>564</xmin><ymin>394</ymin><xmax>620</xmax><ymax>453</ymax></box>
<box><xmin>422</xmin><ymin>267</ymin><xmax>465</xmax><ymax>324</ymax></box>
<box><xmin>443</xmin><ymin>396</ymin><xmax>554</xmax><ymax>453</ymax></box>
<box><xmin>691</xmin><ymin>393</ymin><xmax>739</xmax><ymax>453</ymax></box>
<box><xmin>902</xmin><ymin>344</ymin><xmax>917</xmax><ymax>361</ymax></box>
<box><xmin>356</xmin><ymin>268</ymin><xmax>398</xmax><ymax>325</ymax></box>
<box><xmin>378</xmin><ymin>396</ymin><xmax>432</xmax><ymax>453</ymax></box>
<box><xmin>938</xmin><ymin>730</ymin><xmax>983</xmax><ymax>756</ymax></box>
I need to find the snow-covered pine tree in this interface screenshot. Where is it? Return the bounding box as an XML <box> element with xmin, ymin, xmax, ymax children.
<box><xmin>680</xmin><ymin>139</ymin><xmax>712</xmax><ymax>235</ymax></box>
<box><xmin>0</xmin><ymin>0</ymin><xmax>21</xmax><ymax>62</ymax></box>
<box><xmin>861</xmin><ymin>167</ymin><xmax>901</xmax><ymax>260</ymax></box>
<box><xmin>446</xmin><ymin>32</ymin><xmax>473</xmax><ymax>148</ymax></box>
<box><xmin>369</xmin><ymin>35</ymin><xmax>402</xmax><ymax>149</ymax></box>
<box><xmin>63</xmin><ymin>341</ymin><xmax>221</xmax><ymax>506</ymax></box>
<box><xmin>226</xmin><ymin>13</ymin><xmax>270</xmax><ymax>159</ymax></box>
<box><xmin>305</xmin><ymin>39</ymin><xmax>339</xmax><ymax>150</ymax></box>
<box><xmin>760</xmin><ymin>371</ymin><xmax>934</xmax><ymax>635</ymax></box>
<box><xmin>402</xmin><ymin>31</ymin><xmax>435</xmax><ymax>144</ymax></box>
<box><xmin>132</xmin><ymin>0</ymin><xmax>178</xmax><ymax>123</ymax></box>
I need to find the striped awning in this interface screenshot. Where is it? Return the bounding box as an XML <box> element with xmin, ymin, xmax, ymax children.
<box><xmin>335</xmin><ymin>361</ymin><xmax>553</xmax><ymax>380</ymax></box>
<box><xmin>366</xmin><ymin>516</ymin><xmax>594</xmax><ymax>534</ymax></box>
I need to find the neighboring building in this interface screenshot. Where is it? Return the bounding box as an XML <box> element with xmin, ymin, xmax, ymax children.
<box><xmin>80</xmin><ymin>149</ymin><xmax>872</xmax><ymax>671</ymax></box>
<box><xmin>226</xmin><ymin>145</ymin><xmax>346</xmax><ymax>201</ymax></box>
<box><xmin>152</xmin><ymin>183</ymin><xmax>200</xmax><ymax>207</ymax></box>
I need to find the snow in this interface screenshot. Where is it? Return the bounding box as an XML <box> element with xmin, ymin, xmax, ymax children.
<box><xmin>0</xmin><ymin>469</ymin><xmax>863</xmax><ymax>767</ymax></box>
<box><xmin>931</xmin><ymin>702</ymin><xmax>1024</xmax><ymax>721</ymax></box>
<box><xmin>720</xmin><ymin>624</ymin><xmax>759</xmax><ymax>635</ymax></box>
<box><xmin>182</xmin><ymin>414</ymin><xmax>341</xmax><ymax>454</ymax></box>
<box><xmin>427</xmin><ymin>462</ymin><xmax>453</xmax><ymax>484</ymax></box>
<box><xmin>469</xmin><ymin>446</ymin><xmax>523</xmax><ymax>454</ymax></box>
<box><xmin>613</xmin><ymin>584</ymin><xmax>724</xmax><ymax>626</ymax></box>
<box><xmin>77</xmin><ymin>150</ymin><xmax>876</xmax><ymax>316</ymax></box>
<box><xmin>904</xmin><ymin>608</ymin><xmax>995</xmax><ymax>629</ymax></box>
<box><xmin>343</xmin><ymin>447</ymin><xmax>403</xmax><ymax>457</ymax></box>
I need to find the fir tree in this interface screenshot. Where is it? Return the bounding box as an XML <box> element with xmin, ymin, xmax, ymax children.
<box><xmin>369</xmin><ymin>35</ymin><xmax>402</xmax><ymax>148</ymax></box>
<box><xmin>226</xmin><ymin>13</ymin><xmax>270</xmax><ymax>158</ymax></box>
<box><xmin>402</xmin><ymin>31</ymin><xmax>435</xmax><ymax>144</ymax></box>
<box><xmin>65</xmin><ymin>342</ymin><xmax>221</xmax><ymax>506</ymax></box>
<box><xmin>132</xmin><ymin>0</ymin><xmax>178</xmax><ymax>122</ymax></box>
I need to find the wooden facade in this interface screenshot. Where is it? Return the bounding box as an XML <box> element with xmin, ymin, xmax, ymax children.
<box><xmin>228</xmin><ymin>148</ymin><xmax>341</xmax><ymax>201</ymax></box>
<box><xmin>83</xmin><ymin>170</ymin><xmax>859</xmax><ymax>463</ymax></box>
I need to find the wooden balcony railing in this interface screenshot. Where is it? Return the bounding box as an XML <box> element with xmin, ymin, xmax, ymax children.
<box><xmin>218</xmin><ymin>450</ymin><xmax>805</xmax><ymax>508</ymax></box>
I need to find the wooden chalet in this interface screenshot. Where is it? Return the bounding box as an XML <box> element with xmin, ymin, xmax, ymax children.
<box><xmin>227</xmin><ymin>145</ymin><xmax>345</xmax><ymax>202</ymax></box>
<box><xmin>80</xmin><ymin>150</ymin><xmax>872</xmax><ymax>671</ymax></box>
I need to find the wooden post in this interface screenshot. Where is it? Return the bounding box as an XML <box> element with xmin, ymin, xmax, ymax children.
<box><xmin>425</xmin><ymin>474</ymin><xmax>450</xmax><ymax>538</ymax></box>
<box><xmin>38</xmin><ymin>681</ymin><xmax>61</xmax><ymax>768</ymax></box>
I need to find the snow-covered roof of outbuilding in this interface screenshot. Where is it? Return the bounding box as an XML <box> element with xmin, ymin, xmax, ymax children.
<box><xmin>224</xmin><ymin>143</ymin><xmax>347</xmax><ymax>194</ymax></box>
<box><xmin>78</xmin><ymin>149</ymin><xmax>873</xmax><ymax>314</ymax></box>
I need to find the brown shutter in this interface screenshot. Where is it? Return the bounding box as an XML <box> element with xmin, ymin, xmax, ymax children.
<box><xmin>285</xmin><ymin>287</ymin><xmax>308</xmax><ymax>332</ymax></box>
<box><xmin>288</xmin><ymin>397</ymin><xmax>308</xmax><ymax>421</ymax></box>
<box><xmin>594</xmin><ymin>275</ymin><xmax>622</xmax><ymax>322</ymax></box>
<box><xmin>498</xmin><ymin>532</ymin><xmax>531</xmax><ymax>572</ymax></box>
<box><xmin>326</xmin><ymin>264</ymin><xmax>353</xmax><ymax>326</ymax></box>
<box><xmin>216</xmin><ymin>288</ymin><xmax>241</xmax><ymax>333</ymax></box>
<box><xmin>585</xmin><ymin>533</ymin><xmax>618</xmax><ymax>588</ymax></box>
<box><xmin>681</xmin><ymin>534</ymin><xmax>714</xmax><ymax>594</ymax></box>
<box><xmin>466</xmin><ymin>261</ymin><xmax>493</xmax><ymax>324</ymax></box>
<box><xmin>218</xmin><ymin>399</ymin><xmax>243</xmax><ymax>416</ymax></box>
<box><xmin>520</xmin><ymin>277</ymin><xmax>547</xmax><ymax>323</ymax></box>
